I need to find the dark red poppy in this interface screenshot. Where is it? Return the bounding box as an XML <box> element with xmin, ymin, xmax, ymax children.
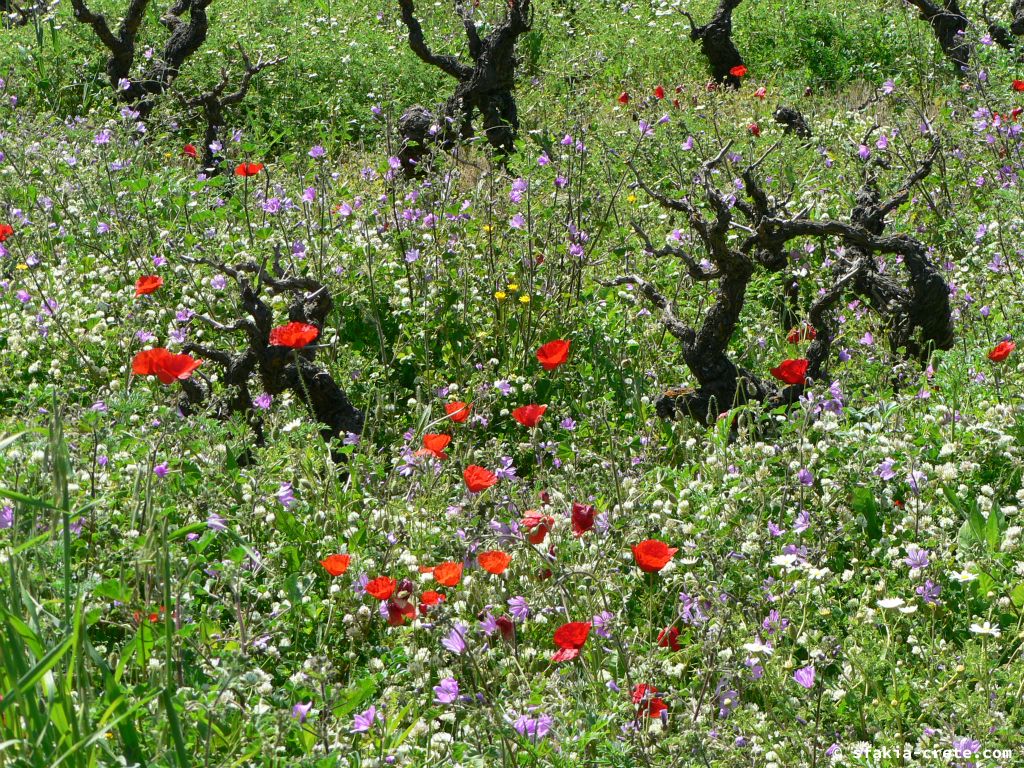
<box><xmin>445</xmin><ymin>401</ymin><xmax>471</xmax><ymax>423</ymax></box>
<box><xmin>387</xmin><ymin>600</ymin><xmax>416</xmax><ymax>625</ymax></box>
<box><xmin>522</xmin><ymin>512</ymin><xmax>554</xmax><ymax>545</ymax></box>
<box><xmin>422</xmin><ymin>433</ymin><xmax>451</xmax><ymax>459</ymax></box>
<box><xmin>552</xmin><ymin>621</ymin><xmax>591</xmax><ymax>662</ymax></box>
<box><xmin>433</xmin><ymin>561</ymin><xmax>463</xmax><ymax>587</ymax></box>
<box><xmin>536</xmin><ymin>339</ymin><xmax>570</xmax><ymax>370</ymax></box>
<box><xmin>135</xmin><ymin>275</ymin><xmax>163</xmax><ymax>296</ymax></box>
<box><xmin>0</xmin><ymin>223</ymin><xmax>13</xmax><ymax>242</ymax></box>
<box><xmin>269</xmin><ymin>321</ymin><xmax>319</xmax><ymax>348</ymax></box>
<box><xmin>478</xmin><ymin>550</ymin><xmax>511</xmax><ymax>574</ymax></box>
<box><xmin>132</xmin><ymin>348</ymin><xmax>202</xmax><ymax>385</ymax></box>
<box><xmin>730</xmin><ymin>64</ymin><xmax>748</xmax><ymax>78</ymax></box>
<box><xmin>234</xmin><ymin>162</ymin><xmax>264</xmax><ymax>177</ymax></box>
<box><xmin>770</xmin><ymin>358</ymin><xmax>809</xmax><ymax>385</ymax></box>
<box><xmin>512</xmin><ymin>404</ymin><xmax>547</xmax><ymax>427</ymax></box>
<box><xmin>749</xmin><ymin>123</ymin><xmax>761</xmax><ymax>137</ymax></box>
<box><xmin>657</xmin><ymin>626</ymin><xmax>681</xmax><ymax>651</ymax></box>
<box><xmin>654</xmin><ymin>85</ymin><xmax>665</xmax><ymax>100</ymax></box>
<box><xmin>989</xmin><ymin>340</ymin><xmax>1016</xmax><ymax>362</ymax></box>
<box><xmin>786</xmin><ymin>325</ymin><xmax>816</xmax><ymax>344</ymax></box>
<box><xmin>183</xmin><ymin>144</ymin><xmax>198</xmax><ymax>159</ymax></box>
<box><xmin>320</xmin><ymin>554</ymin><xmax>351</xmax><ymax>576</ymax></box>
<box><xmin>618</xmin><ymin>91</ymin><xmax>630</xmax><ymax>104</ymax></box>
<box><xmin>463</xmin><ymin>465</ymin><xmax>497</xmax><ymax>493</ymax></box>
<box><xmin>632</xmin><ymin>539</ymin><xmax>678</xmax><ymax>573</ymax></box>
<box><xmin>571</xmin><ymin>503</ymin><xmax>596</xmax><ymax>536</ymax></box>
<box><xmin>495</xmin><ymin>615</ymin><xmax>515</xmax><ymax>642</ymax></box>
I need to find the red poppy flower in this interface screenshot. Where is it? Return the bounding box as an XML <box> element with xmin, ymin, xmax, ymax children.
<box><xmin>730</xmin><ymin>64</ymin><xmax>748</xmax><ymax>78</ymax></box>
<box><xmin>618</xmin><ymin>91</ymin><xmax>630</xmax><ymax>104</ymax></box>
<box><xmin>320</xmin><ymin>554</ymin><xmax>351</xmax><ymax>576</ymax></box>
<box><xmin>521</xmin><ymin>512</ymin><xmax>554</xmax><ymax>544</ymax></box>
<box><xmin>552</xmin><ymin>621</ymin><xmax>591</xmax><ymax>662</ymax></box>
<box><xmin>234</xmin><ymin>162</ymin><xmax>264</xmax><ymax>177</ymax></box>
<box><xmin>269</xmin><ymin>321</ymin><xmax>319</xmax><ymax>349</ymax></box>
<box><xmin>365</xmin><ymin>576</ymin><xmax>396</xmax><ymax>600</ymax></box>
<box><xmin>989</xmin><ymin>340</ymin><xmax>1016</xmax><ymax>362</ymax></box>
<box><xmin>654</xmin><ymin>85</ymin><xmax>665</xmax><ymax>100</ymax></box>
<box><xmin>433</xmin><ymin>561</ymin><xmax>463</xmax><ymax>587</ymax></box>
<box><xmin>770</xmin><ymin>358</ymin><xmax>809</xmax><ymax>385</ymax></box>
<box><xmin>658</xmin><ymin>626</ymin><xmax>681</xmax><ymax>651</ymax></box>
<box><xmin>463</xmin><ymin>465</ymin><xmax>498</xmax><ymax>493</ymax></box>
<box><xmin>749</xmin><ymin>123</ymin><xmax>761</xmax><ymax>137</ymax></box>
<box><xmin>632</xmin><ymin>539</ymin><xmax>678</xmax><ymax>573</ymax></box>
<box><xmin>445</xmin><ymin>401</ymin><xmax>471</xmax><ymax>423</ymax></box>
<box><xmin>647</xmin><ymin>697</ymin><xmax>669</xmax><ymax>718</ymax></box>
<box><xmin>478</xmin><ymin>550</ymin><xmax>511</xmax><ymax>574</ymax></box>
<box><xmin>135</xmin><ymin>275</ymin><xmax>163</xmax><ymax>296</ymax></box>
<box><xmin>512</xmin><ymin>404</ymin><xmax>547</xmax><ymax>428</ymax></box>
<box><xmin>1013</xmin><ymin>107</ymin><xmax>1024</xmax><ymax>121</ymax></box>
<box><xmin>632</xmin><ymin>683</ymin><xmax>658</xmax><ymax>704</ymax></box>
<box><xmin>132</xmin><ymin>348</ymin><xmax>202</xmax><ymax>385</ymax></box>
<box><xmin>754</xmin><ymin>86</ymin><xmax>767</xmax><ymax>100</ymax></box>
<box><xmin>536</xmin><ymin>339</ymin><xmax>570</xmax><ymax>370</ymax></box>
<box><xmin>786</xmin><ymin>325</ymin><xmax>817</xmax><ymax>344</ymax></box>
<box><xmin>571</xmin><ymin>502</ymin><xmax>596</xmax><ymax>536</ymax></box>
<box><xmin>420</xmin><ymin>590</ymin><xmax>445</xmax><ymax>606</ymax></box>
<box><xmin>1013</xmin><ymin>79</ymin><xmax>1024</xmax><ymax>92</ymax></box>
<box><xmin>183</xmin><ymin>144</ymin><xmax>197</xmax><ymax>159</ymax></box>
<box><xmin>0</xmin><ymin>223</ymin><xmax>14</xmax><ymax>242</ymax></box>
<box><xmin>422</xmin><ymin>433</ymin><xmax>451</xmax><ymax>459</ymax></box>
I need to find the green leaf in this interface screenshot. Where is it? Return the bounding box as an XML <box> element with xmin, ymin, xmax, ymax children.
<box><xmin>851</xmin><ymin>487</ymin><xmax>882</xmax><ymax>541</ymax></box>
<box><xmin>92</xmin><ymin>579</ymin><xmax>131</xmax><ymax>603</ymax></box>
<box><xmin>1010</xmin><ymin>583</ymin><xmax>1024</xmax><ymax>609</ymax></box>
<box><xmin>986</xmin><ymin>505</ymin><xmax>1006</xmax><ymax>552</ymax></box>
<box><xmin>331</xmin><ymin>676</ymin><xmax>378</xmax><ymax>720</ymax></box>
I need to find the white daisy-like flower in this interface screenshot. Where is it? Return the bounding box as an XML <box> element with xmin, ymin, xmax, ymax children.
<box><xmin>969</xmin><ymin>621</ymin><xmax>1001</xmax><ymax>637</ymax></box>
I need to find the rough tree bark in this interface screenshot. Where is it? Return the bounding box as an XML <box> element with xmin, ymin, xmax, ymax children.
<box><xmin>606</xmin><ymin>142</ymin><xmax>954</xmax><ymax>426</ymax></box>
<box><xmin>983</xmin><ymin>0</ymin><xmax>1024</xmax><ymax>49</ymax></box>
<box><xmin>178</xmin><ymin>48</ymin><xmax>284</xmax><ymax>173</ymax></box>
<box><xmin>2</xmin><ymin>0</ymin><xmax>49</xmax><ymax>26</ymax></box>
<box><xmin>178</xmin><ymin>250</ymin><xmax>363</xmax><ymax>463</ymax></box>
<box><xmin>904</xmin><ymin>0</ymin><xmax>972</xmax><ymax>73</ymax></box>
<box><xmin>70</xmin><ymin>0</ymin><xmax>212</xmax><ymax>118</ymax></box>
<box><xmin>681</xmin><ymin>0</ymin><xmax>745</xmax><ymax>88</ymax></box>
<box><xmin>397</xmin><ymin>0</ymin><xmax>533</xmax><ymax>173</ymax></box>
<box><xmin>773</xmin><ymin>107</ymin><xmax>812</xmax><ymax>139</ymax></box>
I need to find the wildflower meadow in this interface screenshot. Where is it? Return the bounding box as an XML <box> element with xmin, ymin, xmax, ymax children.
<box><xmin>1</xmin><ymin>0</ymin><xmax>1024</xmax><ymax>766</ymax></box>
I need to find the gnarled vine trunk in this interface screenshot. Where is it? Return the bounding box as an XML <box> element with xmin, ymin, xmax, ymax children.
<box><xmin>397</xmin><ymin>0</ymin><xmax>532</xmax><ymax>173</ymax></box>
